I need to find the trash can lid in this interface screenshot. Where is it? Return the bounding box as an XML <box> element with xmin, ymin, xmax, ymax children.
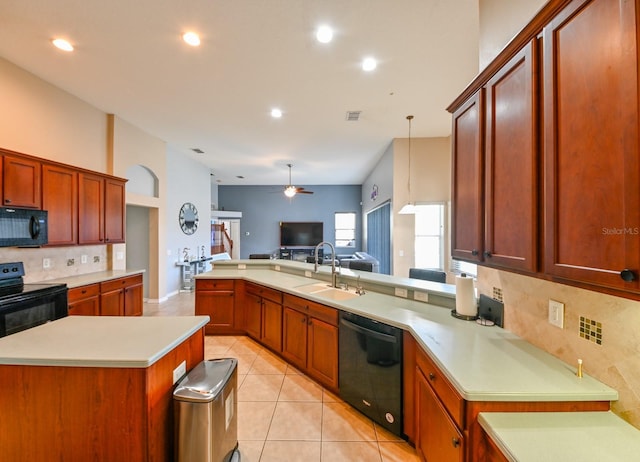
<box><xmin>173</xmin><ymin>358</ymin><xmax>238</xmax><ymax>403</ymax></box>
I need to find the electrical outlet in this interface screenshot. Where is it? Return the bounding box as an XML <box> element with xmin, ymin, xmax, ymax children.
<box><xmin>275</xmin><ymin>265</ymin><xmax>281</xmax><ymax>271</ymax></box>
<box><xmin>93</xmin><ymin>256</ymin><xmax>100</xmax><ymax>263</ymax></box>
<box><xmin>116</xmin><ymin>252</ymin><xmax>124</xmax><ymax>260</ymax></box>
<box><xmin>42</xmin><ymin>258</ymin><xmax>51</xmax><ymax>269</ymax></box>
<box><xmin>305</xmin><ymin>270</ymin><xmax>312</xmax><ymax>277</ymax></box>
<box><xmin>172</xmin><ymin>360</ymin><xmax>186</xmax><ymax>384</ymax></box>
<box><xmin>67</xmin><ymin>258</ymin><xmax>75</xmax><ymax>267</ymax></box>
<box><xmin>548</xmin><ymin>299</ymin><xmax>565</xmax><ymax>328</ymax></box>
<box><xmin>414</xmin><ymin>291</ymin><xmax>429</xmax><ymax>302</ymax></box>
<box><xmin>237</xmin><ymin>264</ymin><xmax>246</xmax><ymax>270</ymax></box>
<box><xmin>395</xmin><ymin>287</ymin><xmax>408</xmax><ymax>298</ymax></box>
<box><xmin>81</xmin><ymin>255</ymin><xmax>88</xmax><ymax>264</ymax></box>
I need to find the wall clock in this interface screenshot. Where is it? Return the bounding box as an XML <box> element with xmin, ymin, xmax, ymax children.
<box><xmin>178</xmin><ymin>202</ymin><xmax>199</xmax><ymax>235</ymax></box>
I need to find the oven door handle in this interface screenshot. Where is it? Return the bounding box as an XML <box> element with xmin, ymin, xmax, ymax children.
<box><xmin>340</xmin><ymin>318</ymin><xmax>398</xmax><ymax>344</ymax></box>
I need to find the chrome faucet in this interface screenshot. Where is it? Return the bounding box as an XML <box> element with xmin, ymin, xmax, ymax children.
<box><xmin>314</xmin><ymin>241</ymin><xmax>339</xmax><ymax>288</ymax></box>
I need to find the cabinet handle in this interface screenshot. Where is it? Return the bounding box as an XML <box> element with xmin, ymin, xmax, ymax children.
<box><xmin>483</xmin><ymin>251</ymin><xmax>492</xmax><ymax>258</ymax></box>
<box><xmin>428</xmin><ymin>372</ymin><xmax>436</xmax><ymax>381</ymax></box>
<box><xmin>471</xmin><ymin>249</ymin><xmax>479</xmax><ymax>256</ymax></box>
<box><xmin>620</xmin><ymin>269</ymin><xmax>636</xmax><ymax>282</ymax></box>
<box><xmin>301</xmin><ymin>316</ymin><xmax>307</xmax><ymax>323</ymax></box>
<box><xmin>4</xmin><ymin>199</ymin><xmax>11</xmax><ymax>204</ymax></box>
<box><xmin>81</xmin><ymin>290</ymin><xmax>87</xmax><ymax>294</ymax></box>
<box><xmin>452</xmin><ymin>437</ymin><xmax>461</xmax><ymax>448</ymax></box>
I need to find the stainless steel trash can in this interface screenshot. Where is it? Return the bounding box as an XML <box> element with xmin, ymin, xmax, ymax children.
<box><xmin>174</xmin><ymin>358</ymin><xmax>240</xmax><ymax>462</ymax></box>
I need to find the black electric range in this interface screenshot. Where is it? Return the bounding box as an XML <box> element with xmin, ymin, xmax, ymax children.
<box><xmin>0</xmin><ymin>262</ymin><xmax>68</xmax><ymax>337</ymax></box>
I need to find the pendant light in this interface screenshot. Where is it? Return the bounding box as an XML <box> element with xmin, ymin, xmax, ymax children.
<box><xmin>399</xmin><ymin>115</ymin><xmax>416</xmax><ymax>214</ymax></box>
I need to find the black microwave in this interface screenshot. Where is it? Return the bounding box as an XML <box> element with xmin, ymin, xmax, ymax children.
<box><xmin>0</xmin><ymin>207</ymin><xmax>48</xmax><ymax>247</ymax></box>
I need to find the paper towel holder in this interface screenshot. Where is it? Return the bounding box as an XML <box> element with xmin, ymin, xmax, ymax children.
<box><xmin>451</xmin><ymin>309</ymin><xmax>478</xmax><ymax>321</ymax></box>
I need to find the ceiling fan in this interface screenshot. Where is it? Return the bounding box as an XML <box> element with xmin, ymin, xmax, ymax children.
<box><xmin>284</xmin><ymin>163</ymin><xmax>313</xmax><ymax>197</ymax></box>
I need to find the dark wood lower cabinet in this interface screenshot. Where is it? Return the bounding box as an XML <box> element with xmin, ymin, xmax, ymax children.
<box><xmin>68</xmin><ymin>275</ymin><xmax>143</xmax><ymax>317</ymax></box>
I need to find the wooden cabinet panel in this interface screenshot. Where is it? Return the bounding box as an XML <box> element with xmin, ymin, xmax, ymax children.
<box><xmin>282</xmin><ymin>307</ymin><xmax>308</xmax><ymax>371</ymax></box>
<box><xmin>484</xmin><ymin>40</ymin><xmax>538</xmax><ymax>272</ymax></box>
<box><xmin>543</xmin><ymin>0</ymin><xmax>640</xmax><ymax>291</ymax></box>
<box><xmin>78</xmin><ymin>173</ymin><xmax>104</xmax><ymax>244</ymax></box>
<box><xmin>42</xmin><ymin>164</ymin><xmax>78</xmax><ymax>246</ymax></box>
<box><xmin>100</xmin><ymin>288</ymin><xmax>124</xmax><ymax>316</ymax></box>
<box><xmin>3</xmin><ymin>155</ymin><xmax>41</xmax><ymax>208</ymax></box>
<box><xmin>451</xmin><ymin>90</ymin><xmax>484</xmax><ymax>263</ymax></box>
<box><xmin>262</xmin><ymin>298</ymin><xmax>282</xmax><ymax>352</ymax></box>
<box><xmin>195</xmin><ymin>279</ymin><xmax>237</xmax><ymax>333</ymax></box>
<box><xmin>416</xmin><ymin>368</ymin><xmax>465</xmax><ymax>462</ymax></box>
<box><xmin>244</xmin><ymin>291</ymin><xmax>262</xmax><ymax>340</ymax></box>
<box><xmin>68</xmin><ymin>284</ymin><xmax>100</xmax><ymax>316</ymax></box>
<box><xmin>307</xmin><ymin>317</ymin><xmax>338</xmax><ymax>390</ymax></box>
<box><xmin>124</xmin><ymin>281</ymin><xmax>143</xmax><ymax>316</ymax></box>
<box><xmin>104</xmin><ymin>178</ymin><xmax>125</xmax><ymax>243</ymax></box>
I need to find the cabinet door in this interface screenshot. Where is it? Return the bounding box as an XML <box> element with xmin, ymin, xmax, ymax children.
<box><xmin>261</xmin><ymin>298</ymin><xmax>282</xmax><ymax>352</ymax></box>
<box><xmin>543</xmin><ymin>0</ymin><xmax>640</xmax><ymax>291</ymax></box>
<box><xmin>68</xmin><ymin>297</ymin><xmax>99</xmax><ymax>316</ymax></box>
<box><xmin>244</xmin><ymin>292</ymin><xmax>262</xmax><ymax>340</ymax></box>
<box><xmin>451</xmin><ymin>90</ymin><xmax>484</xmax><ymax>263</ymax></box>
<box><xmin>282</xmin><ymin>307</ymin><xmax>308</xmax><ymax>370</ymax></box>
<box><xmin>104</xmin><ymin>178</ymin><xmax>125</xmax><ymax>243</ymax></box>
<box><xmin>42</xmin><ymin>164</ymin><xmax>78</xmax><ymax>246</ymax></box>
<box><xmin>415</xmin><ymin>369</ymin><xmax>464</xmax><ymax>462</ymax></box>
<box><xmin>195</xmin><ymin>290</ymin><xmax>235</xmax><ymax>330</ymax></box>
<box><xmin>484</xmin><ymin>41</ymin><xmax>538</xmax><ymax>272</ymax></box>
<box><xmin>3</xmin><ymin>155</ymin><xmax>41</xmax><ymax>208</ymax></box>
<box><xmin>78</xmin><ymin>173</ymin><xmax>104</xmax><ymax>244</ymax></box>
<box><xmin>307</xmin><ymin>317</ymin><xmax>338</xmax><ymax>390</ymax></box>
<box><xmin>124</xmin><ymin>282</ymin><xmax>143</xmax><ymax>316</ymax></box>
<box><xmin>100</xmin><ymin>289</ymin><xmax>124</xmax><ymax>316</ymax></box>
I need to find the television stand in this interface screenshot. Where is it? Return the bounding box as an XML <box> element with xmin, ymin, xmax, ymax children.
<box><xmin>279</xmin><ymin>247</ymin><xmax>323</xmax><ymax>262</ymax></box>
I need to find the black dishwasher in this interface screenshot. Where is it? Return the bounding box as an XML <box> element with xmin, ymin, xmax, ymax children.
<box><xmin>339</xmin><ymin>310</ymin><xmax>403</xmax><ymax>437</ymax></box>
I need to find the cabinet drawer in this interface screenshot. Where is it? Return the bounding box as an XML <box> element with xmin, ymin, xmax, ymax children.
<box><xmin>68</xmin><ymin>283</ymin><xmax>100</xmax><ymax>302</ymax></box>
<box><xmin>246</xmin><ymin>283</ymin><xmax>281</xmax><ymax>303</ymax></box>
<box><xmin>307</xmin><ymin>301</ymin><xmax>338</xmax><ymax>326</ymax></box>
<box><xmin>416</xmin><ymin>345</ymin><xmax>465</xmax><ymax>428</ymax></box>
<box><xmin>196</xmin><ymin>279</ymin><xmax>234</xmax><ymax>291</ymax></box>
<box><xmin>283</xmin><ymin>293</ymin><xmax>308</xmax><ymax>313</ymax></box>
<box><xmin>100</xmin><ymin>274</ymin><xmax>142</xmax><ymax>293</ymax></box>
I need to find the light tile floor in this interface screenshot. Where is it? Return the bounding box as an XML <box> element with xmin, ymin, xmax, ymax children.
<box><xmin>145</xmin><ymin>291</ymin><xmax>420</xmax><ymax>462</ymax></box>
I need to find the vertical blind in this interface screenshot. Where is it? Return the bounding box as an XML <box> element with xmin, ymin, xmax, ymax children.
<box><xmin>366</xmin><ymin>202</ymin><xmax>391</xmax><ymax>274</ymax></box>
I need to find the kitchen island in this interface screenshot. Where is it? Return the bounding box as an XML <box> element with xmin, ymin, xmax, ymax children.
<box><xmin>0</xmin><ymin>315</ymin><xmax>209</xmax><ymax>462</ymax></box>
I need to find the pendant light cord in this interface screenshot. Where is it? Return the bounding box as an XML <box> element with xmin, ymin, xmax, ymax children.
<box><xmin>406</xmin><ymin>115</ymin><xmax>414</xmax><ymax>198</ymax></box>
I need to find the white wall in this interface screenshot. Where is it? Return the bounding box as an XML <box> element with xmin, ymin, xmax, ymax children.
<box><xmin>165</xmin><ymin>146</ymin><xmax>214</xmax><ymax>295</ymax></box>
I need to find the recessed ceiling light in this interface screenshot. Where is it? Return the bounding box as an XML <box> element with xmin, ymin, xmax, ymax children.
<box><xmin>182</xmin><ymin>32</ymin><xmax>201</xmax><ymax>47</ymax></box>
<box><xmin>271</xmin><ymin>108</ymin><xmax>283</xmax><ymax>118</ymax></box>
<box><xmin>362</xmin><ymin>57</ymin><xmax>377</xmax><ymax>72</ymax></box>
<box><xmin>316</xmin><ymin>25</ymin><xmax>333</xmax><ymax>43</ymax></box>
<box><xmin>52</xmin><ymin>38</ymin><xmax>73</xmax><ymax>52</ymax></box>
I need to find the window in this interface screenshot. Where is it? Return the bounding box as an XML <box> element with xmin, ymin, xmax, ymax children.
<box><xmin>450</xmin><ymin>259</ymin><xmax>478</xmax><ymax>278</ymax></box>
<box><xmin>335</xmin><ymin>212</ymin><xmax>356</xmax><ymax>247</ymax></box>
<box><xmin>414</xmin><ymin>203</ymin><xmax>445</xmax><ymax>270</ymax></box>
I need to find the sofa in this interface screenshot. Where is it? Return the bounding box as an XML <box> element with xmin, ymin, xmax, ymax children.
<box><xmin>338</xmin><ymin>252</ymin><xmax>380</xmax><ymax>273</ymax></box>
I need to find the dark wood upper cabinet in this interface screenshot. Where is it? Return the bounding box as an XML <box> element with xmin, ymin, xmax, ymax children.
<box><xmin>542</xmin><ymin>0</ymin><xmax>640</xmax><ymax>291</ymax></box>
<box><xmin>104</xmin><ymin>178</ymin><xmax>125</xmax><ymax>244</ymax></box>
<box><xmin>484</xmin><ymin>40</ymin><xmax>539</xmax><ymax>272</ymax></box>
<box><xmin>451</xmin><ymin>90</ymin><xmax>484</xmax><ymax>263</ymax></box>
<box><xmin>78</xmin><ymin>173</ymin><xmax>105</xmax><ymax>245</ymax></box>
<box><xmin>3</xmin><ymin>155</ymin><xmax>41</xmax><ymax>209</ymax></box>
<box><xmin>42</xmin><ymin>163</ymin><xmax>78</xmax><ymax>246</ymax></box>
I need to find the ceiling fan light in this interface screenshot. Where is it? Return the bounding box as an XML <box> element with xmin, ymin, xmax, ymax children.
<box><xmin>284</xmin><ymin>186</ymin><xmax>297</xmax><ymax>198</ymax></box>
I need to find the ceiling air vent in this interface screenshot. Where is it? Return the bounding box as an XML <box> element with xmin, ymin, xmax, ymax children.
<box><xmin>345</xmin><ymin>111</ymin><xmax>361</xmax><ymax>121</ymax></box>
<box><xmin>191</xmin><ymin>148</ymin><xmax>204</xmax><ymax>154</ymax></box>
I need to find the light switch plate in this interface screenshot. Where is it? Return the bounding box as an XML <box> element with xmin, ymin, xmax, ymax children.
<box><xmin>305</xmin><ymin>270</ymin><xmax>312</xmax><ymax>278</ymax></box>
<box><xmin>548</xmin><ymin>299</ymin><xmax>565</xmax><ymax>328</ymax></box>
<box><xmin>172</xmin><ymin>360</ymin><xmax>186</xmax><ymax>384</ymax></box>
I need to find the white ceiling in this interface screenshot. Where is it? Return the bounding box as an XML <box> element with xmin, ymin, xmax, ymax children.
<box><xmin>0</xmin><ymin>0</ymin><xmax>479</xmax><ymax>186</ymax></box>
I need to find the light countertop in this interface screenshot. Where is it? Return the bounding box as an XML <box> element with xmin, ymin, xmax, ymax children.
<box><xmin>0</xmin><ymin>315</ymin><xmax>209</xmax><ymax>368</ymax></box>
<box><xmin>478</xmin><ymin>412</ymin><xmax>640</xmax><ymax>461</ymax></box>
<box><xmin>198</xmin><ymin>261</ymin><xmax>617</xmax><ymax>403</ymax></box>
<box><xmin>44</xmin><ymin>269</ymin><xmax>145</xmax><ymax>288</ymax></box>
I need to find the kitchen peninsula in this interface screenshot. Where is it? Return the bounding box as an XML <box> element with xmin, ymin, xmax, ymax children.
<box><xmin>196</xmin><ymin>259</ymin><xmax>619</xmax><ymax>461</ymax></box>
<box><xmin>0</xmin><ymin>315</ymin><xmax>209</xmax><ymax>461</ymax></box>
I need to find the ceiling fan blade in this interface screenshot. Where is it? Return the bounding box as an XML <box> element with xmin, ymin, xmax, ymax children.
<box><xmin>297</xmin><ymin>189</ymin><xmax>314</xmax><ymax>194</ymax></box>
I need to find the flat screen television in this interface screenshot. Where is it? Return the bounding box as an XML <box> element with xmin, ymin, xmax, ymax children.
<box><xmin>280</xmin><ymin>221</ymin><xmax>323</xmax><ymax>247</ymax></box>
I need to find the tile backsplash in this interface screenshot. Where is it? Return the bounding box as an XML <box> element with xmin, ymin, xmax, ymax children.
<box><xmin>0</xmin><ymin>246</ymin><xmax>108</xmax><ymax>282</ymax></box>
<box><xmin>477</xmin><ymin>266</ymin><xmax>640</xmax><ymax>428</ymax></box>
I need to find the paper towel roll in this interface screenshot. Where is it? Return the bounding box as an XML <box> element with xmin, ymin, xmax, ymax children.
<box><xmin>455</xmin><ymin>274</ymin><xmax>477</xmax><ymax>317</ymax></box>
